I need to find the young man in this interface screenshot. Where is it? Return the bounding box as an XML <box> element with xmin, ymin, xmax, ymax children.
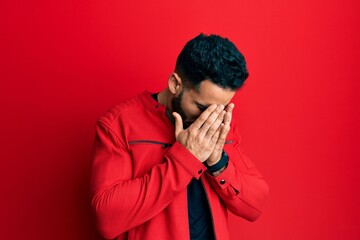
<box><xmin>90</xmin><ymin>34</ymin><xmax>269</xmax><ymax>240</ymax></box>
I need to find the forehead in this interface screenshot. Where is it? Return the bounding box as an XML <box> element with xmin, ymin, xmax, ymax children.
<box><xmin>186</xmin><ymin>80</ymin><xmax>236</xmax><ymax>105</ymax></box>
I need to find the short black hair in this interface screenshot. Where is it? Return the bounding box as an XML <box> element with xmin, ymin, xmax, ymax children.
<box><xmin>175</xmin><ymin>33</ymin><xmax>249</xmax><ymax>90</ymax></box>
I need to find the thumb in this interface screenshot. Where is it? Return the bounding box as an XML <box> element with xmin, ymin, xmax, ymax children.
<box><xmin>172</xmin><ymin>112</ymin><xmax>183</xmax><ymax>137</ymax></box>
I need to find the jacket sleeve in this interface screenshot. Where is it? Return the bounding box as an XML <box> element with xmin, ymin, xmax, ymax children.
<box><xmin>205</xmin><ymin>120</ymin><xmax>269</xmax><ymax>222</ymax></box>
<box><xmin>90</xmin><ymin>120</ymin><xmax>207</xmax><ymax>239</ymax></box>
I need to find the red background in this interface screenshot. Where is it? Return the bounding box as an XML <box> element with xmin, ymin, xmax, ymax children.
<box><xmin>1</xmin><ymin>0</ymin><xmax>360</xmax><ymax>239</ymax></box>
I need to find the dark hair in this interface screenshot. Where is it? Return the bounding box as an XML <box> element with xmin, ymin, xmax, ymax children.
<box><xmin>175</xmin><ymin>33</ymin><xmax>249</xmax><ymax>90</ymax></box>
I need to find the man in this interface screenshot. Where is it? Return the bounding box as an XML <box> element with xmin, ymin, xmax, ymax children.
<box><xmin>90</xmin><ymin>34</ymin><xmax>269</xmax><ymax>240</ymax></box>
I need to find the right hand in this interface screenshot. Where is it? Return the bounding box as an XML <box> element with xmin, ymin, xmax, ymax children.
<box><xmin>173</xmin><ymin>104</ymin><xmax>226</xmax><ymax>162</ymax></box>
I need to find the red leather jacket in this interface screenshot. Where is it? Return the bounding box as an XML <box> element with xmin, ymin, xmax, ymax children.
<box><xmin>90</xmin><ymin>91</ymin><xmax>269</xmax><ymax>240</ymax></box>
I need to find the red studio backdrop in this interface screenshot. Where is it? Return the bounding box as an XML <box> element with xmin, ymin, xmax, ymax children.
<box><xmin>1</xmin><ymin>0</ymin><xmax>359</xmax><ymax>239</ymax></box>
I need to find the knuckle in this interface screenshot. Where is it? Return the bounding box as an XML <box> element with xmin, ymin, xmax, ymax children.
<box><xmin>207</xmin><ymin>129</ymin><xmax>215</xmax><ymax>137</ymax></box>
<box><xmin>199</xmin><ymin>114</ymin><xmax>207</xmax><ymax>122</ymax></box>
<box><xmin>207</xmin><ymin>115</ymin><xmax>215</xmax><ymax>122</ymax></box>
<box><xmin>211</xmin><ymin>132</ymin><xmax>219</xmax><ymax>140</ymax></box>
<box><xmin>201</xmin><ymin>122</ymin><xmax>210</xmax><ymax>129</ymax></box>
<box><xmin>218</xmin><ymin>113</ymin><xmax>225</xmax><ymax>120</ymax></box>
<box><xmin>208</xmin><ymin>125</ymin><xmax>218</xmax><ymax>134</ymax></box>
<box><xmin>211</xmin><ymin>124</ymin><xmax>220</xmax><ymax>133</ymax></box>
<box><xmin>214</xmin><ymin>118</ymin><xmax>223</xmax><ymax>126</ymax></box>
<box><xmin>189</xmin><ymin>130</ymin><xmax>196</xmax><ymax>138</ymax></box>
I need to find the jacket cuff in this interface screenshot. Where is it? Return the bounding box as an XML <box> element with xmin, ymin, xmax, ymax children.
<box><xmin>206</xmin><ymin>158</ymin><xmax>236</xmax><ymax>189</ymax></box>
<box><xmin>165</xmin><ymin>141</ymin><xmax>207</xmax><ymax>180</ymax></box>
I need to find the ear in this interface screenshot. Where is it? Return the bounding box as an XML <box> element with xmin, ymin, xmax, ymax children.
<box><xmin>168</xmin><ymin>72</ymin><xmax>182</xmax><ymax>95</ymax></box>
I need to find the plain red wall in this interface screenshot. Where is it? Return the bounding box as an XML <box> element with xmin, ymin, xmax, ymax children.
<box><xmin>1</xmin><ymin>0</ymin><xmax>359</xmax><ymax>239</ymax></box>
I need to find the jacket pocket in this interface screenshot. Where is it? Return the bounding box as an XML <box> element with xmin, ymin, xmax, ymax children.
<box><xmin>128</xmin><ymin>140</ymin><xmax>173</xmax><ymax>177</ymax></box>
<box><xmin>128</xmin><ymin>140</ymin><xmax>172</xmax><ymax>148</ymax></box>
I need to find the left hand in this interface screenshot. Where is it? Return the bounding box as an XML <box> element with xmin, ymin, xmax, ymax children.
<box><xmin>206</xmin><ymin>103</ymin><xmax>234</xmax><ymax>166</ymax></box>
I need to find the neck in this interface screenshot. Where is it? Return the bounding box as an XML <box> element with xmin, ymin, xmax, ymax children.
<box><xmin>158</xmin><ymin>88</ymin><xmax>174</xmax><ymax>111</ymax></box>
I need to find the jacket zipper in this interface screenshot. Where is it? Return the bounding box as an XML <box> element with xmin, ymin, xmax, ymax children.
<box><xmin>128</xmin><ymin>140</ymin><xmax>172</xmax><ymax>148</ymax></box>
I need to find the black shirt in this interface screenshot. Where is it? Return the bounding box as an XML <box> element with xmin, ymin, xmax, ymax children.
<box><xmin>187</xmin><ymin>178</ymin><xmax>215</xmax><ymax>240</ymax></box>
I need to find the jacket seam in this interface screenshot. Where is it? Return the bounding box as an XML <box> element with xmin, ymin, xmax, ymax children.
<box><xmin>97</xmin><ymin>119</ymin><xmax>128</xmax><ymax>150</ymax></box>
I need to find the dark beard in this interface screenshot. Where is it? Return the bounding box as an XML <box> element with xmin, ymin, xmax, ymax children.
<box><xmin>172</xmin><ymin>90</ymin><xmax>192</xmax><ymax>129</ymax></box>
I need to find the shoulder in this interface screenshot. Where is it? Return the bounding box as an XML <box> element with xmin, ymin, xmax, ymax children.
<box><xmin>97</xmin><ymin>91</ymin><xmax>149</xmax><ymax>128</ymax></box>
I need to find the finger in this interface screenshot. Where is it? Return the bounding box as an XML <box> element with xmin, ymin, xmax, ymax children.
<box><xmin>225</xmin><ymin>103</ymin><xmax>234</xmax><ymax>115</ymax></box>
<box><xmin>198</xmin><ymin>105</ymin><xmax>225</xmax><ymax>137</ymax></box>
<box><xmin>172</xmin><ymin>112</ymin><xmax>184</xmax><ymax>137</ymax></box>
<box><xmin>201</xmin><ymin>110</ymin><xmax>225</xmax><ymax>140</ymax></box>
<box><xmin>217</xmin><ymin>122</ymin><xmax>230</xmax><ymax>147</ymax></box>
<box><xmin>189</xmin><ymin>104</ymin><xmax>217</xmax><ymax>130</ymax></box>
<box><xmin>223</xmin><ymin>103</ymin><xmax>234</xmax><ymax>126</ymax></box>
<box><xmin>223</xmin><ymin>111</ymin><xmax>232</xmax><ymax>126</ymax></box>
<box><xmin>211</xmin><ymin>105</ymin><xmax>233</xmax><ymax>155</ymax></box>
<box><xmin>209</xmin><ymin>123</ymin><xmax>222</xmax><ymax>147</ymax></box>
<box><xmin>213</xmin><ymin>127</ymin><xmax>226</xmax><ymax>153</ymax></box>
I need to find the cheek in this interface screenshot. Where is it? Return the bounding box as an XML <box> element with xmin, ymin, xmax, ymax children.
<box><xmin>181</xmin><ymin>103</ymin><xmax>202</xmax><ymax>121</ymax></box>
<box><xmin>180</xmin><ymin>90</ymin><xmax>202</xmax><ymax>121</ymax></box>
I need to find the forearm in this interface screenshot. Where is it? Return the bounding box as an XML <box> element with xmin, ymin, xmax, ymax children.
<box><xmin>91</xmin><ymin>141</ymin><xmax>206</xmax><ymax>239</ymax></box>
<box><xmin>205</xmin><ymin>150</ymin><xmax>229</xmax><ymax>176</ymax></box>
<box><xmin>206</xmin><ymin>150</ymin><xmax>269</xmax><ymax>221</ymax></box>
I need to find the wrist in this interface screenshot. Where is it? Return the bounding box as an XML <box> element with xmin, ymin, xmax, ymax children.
<box><xmin>204</xmin><ymin>151</ymin><xmax>228</xmax><ymax>173</ymax></box>
<box><xmin>206</xmin><ymin>153</ymin><xmax>222</xmax><ymax>166</ymax></box>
